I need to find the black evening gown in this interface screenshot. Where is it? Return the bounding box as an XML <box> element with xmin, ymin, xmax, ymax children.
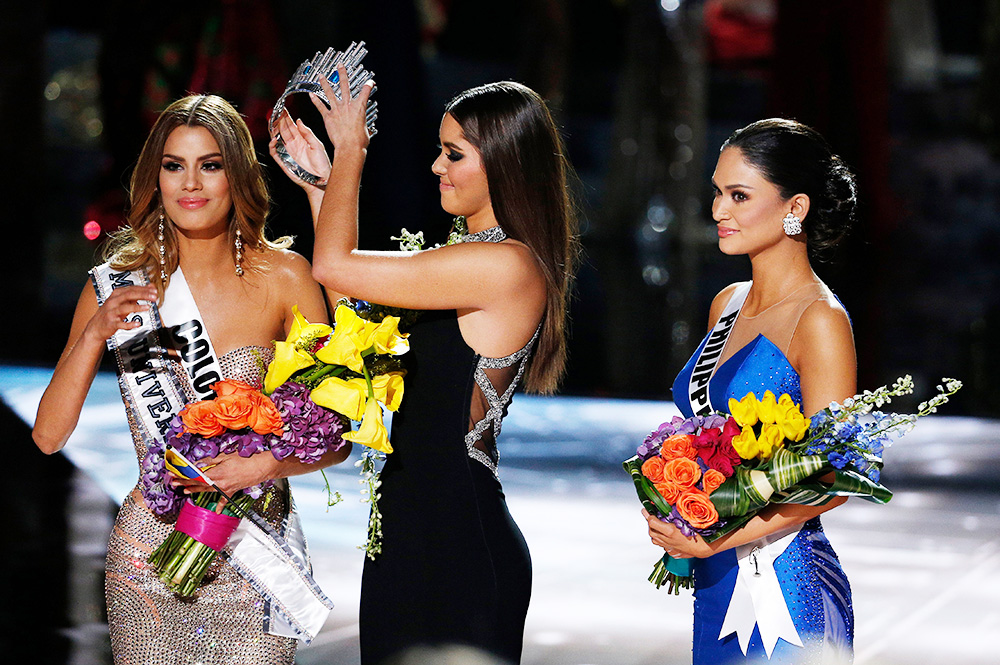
<box><xmin>359</xmin><ymin>309</ymin><xmax>533</xmax><ymax>665</ymax></box>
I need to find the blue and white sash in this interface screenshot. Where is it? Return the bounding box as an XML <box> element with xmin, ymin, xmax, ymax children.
<box><xmin>687</xmin><ymin>282</ymin><xmax>751</xmax><ymax>415</ymax></box>
<box><xmin>90</xmin><ymin>263</ymin><xmax>333</xmax><ymax>643</ymax></box>
<box><xmin>682</xmin><ymin>280</ymin><xmax>803</xmax><ymax>657</ymax></box>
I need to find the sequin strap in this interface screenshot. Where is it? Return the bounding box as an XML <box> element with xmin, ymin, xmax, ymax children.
<box><xmin>465</xmin><ymin>323</ymin><xmax>542</xmax><ymax>478</ymax></box>
<box><xmin>687</xmin><ymin>281</ymin><xmax>751</xmax><ymax>415</ymax></box>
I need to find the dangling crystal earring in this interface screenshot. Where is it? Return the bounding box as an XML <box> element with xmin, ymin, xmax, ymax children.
<box><xmin>782</xmin><ymin>212</ymin><xmax>802</xmax><ymax>236</ymax></box>
<box><xmin>234</xmin><ymin>228</ymin><xmax>244</xmax><ymax>276</ymax></box>
<box><xmin>158</xmin><ymin>210</ymin><xmax>167</xmax><ymax>281</ymax></box>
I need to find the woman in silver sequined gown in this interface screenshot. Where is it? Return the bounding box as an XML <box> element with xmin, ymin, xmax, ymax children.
<box><xmin>34</xmin><ymin>95</ymin><xmax>348</xmax><ymax>664</ymax></box>
<box><xmin>271</xmin><ymin>76</ymin><xmax>580</xmax><ymax>663</ymax></box>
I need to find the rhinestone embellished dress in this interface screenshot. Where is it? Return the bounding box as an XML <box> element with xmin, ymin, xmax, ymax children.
<box><xmin>359</xmin><ymin>228</ymin><xmax>536</xmax><ymax>665</ymax></box>
<box><xmin>671</xmin><ymin>282</ymin><xmax>854</xmax><ymax>664</ymax></box>
<box><xmin>105</xmin><ymin>346</ymin><xmax>299</xmax><ymax>665</ymax></box>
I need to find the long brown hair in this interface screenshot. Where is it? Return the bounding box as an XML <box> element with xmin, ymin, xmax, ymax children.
<box><xmin>445</xmin><ymin>82</ymin><xmax>580</xmax><ymax>394</ymax></box>
<box><xmin>105</xmin><ymin>94</ymin><xmax>290</xmax><ymax>290</ymax></box>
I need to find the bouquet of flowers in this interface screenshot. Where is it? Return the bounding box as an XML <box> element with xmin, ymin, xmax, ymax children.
<box><xmin>143</xmin><ymin>301</ymin><xmax>410</xmax><ymax>595</ymax></box>
<box><xmin>624</xmin><ymin>376</ymin><xmax>963</xmax><ymax>593</ymax></box>
<box><xmin>263</xmin><ymin>300</ymin><xmax>410</xmax><ymax>559</ymax></box>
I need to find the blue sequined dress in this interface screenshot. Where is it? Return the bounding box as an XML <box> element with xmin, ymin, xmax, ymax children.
<box><xmin>671</xmin><ymin>282</ymin><xmax>854</xmax><ymax>664</ymax></box>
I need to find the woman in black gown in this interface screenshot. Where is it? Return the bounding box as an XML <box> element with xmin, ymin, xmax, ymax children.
<box><xmin>271</xmin><ymin>73</ymin><xmax>578</xmax><ymax>664</ymax></box>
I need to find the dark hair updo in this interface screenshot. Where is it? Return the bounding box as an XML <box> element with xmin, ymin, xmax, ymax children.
<box><xmin>722</xmin><ymin>118</ymin><xmax>857</xmax><ymax>258</ymax></box>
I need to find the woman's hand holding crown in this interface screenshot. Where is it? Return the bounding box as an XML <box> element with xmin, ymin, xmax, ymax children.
<box><xmin>268</xmin><ymin>109</ymin><xmax>331</xmax><ymax>191</ymax></box>
<box><xmin>314</xmin><ymin>64</ymin><xmax>375</xmax><ymax>154</ymax></box>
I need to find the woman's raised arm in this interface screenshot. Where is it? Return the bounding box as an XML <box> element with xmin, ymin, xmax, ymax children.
<box><xmin>33</xmin><ymin>283</ymin><xmax>157</xmax><ymax>453</ymax></box>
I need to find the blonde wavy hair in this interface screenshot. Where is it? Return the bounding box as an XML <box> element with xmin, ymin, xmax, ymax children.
<box><xmin>104</xmin><ymin>94</ymin><xmax>290</xmax><ymax>291</ymax></box>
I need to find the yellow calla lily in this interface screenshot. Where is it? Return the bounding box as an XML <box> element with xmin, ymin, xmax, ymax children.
<box><xmin>370</xmin><ymin>316</ymin><xmax>410</xmax><ymax>356</ymax></box>
<box><xmin>371</xmin><ymin>371</ymin><xmax>406</xmax><ymax>411</ymax></box>
<box><xmin>776</xmin><ymin>401</ymin><xmax>810</xmax><ymax>441</ymax></box>
<box><xmin>310</xmin><ymin>376</ymin><xmax>369</xmax><ymax>421</ymax></box>
<box><xmin>315</xmin><ymin>331</ymin><xmax>365</xmax><ymax>372</ymax></box>
<box><xmin>731</xmin><ymin>424</ymin><xmax>760</xmax><ymax>460</ymax></box>
<box><xmin>264</xmin><ymin>341</ymin><xmax>316</xmax><ymax>394</ymax></box>
<box><xmin>343</xmin><ymin>398</ymin><xmax>393</xmax><ymax>454</ymax></box>
<box><xmin>285</xmin><ymin>305</ymin><xmax>333</xmax><ymax>348</ymax></box>
<box><xmin>756</xmin><ymin>423</ymin><xmax>785</xmax><ymax>459</ymax></box>
<box><xmin>754</xmin><ymin>390</ymin><xmax>780</xmax><ymax>424</ymax></box>
<box><xmin>728</xmin><ymin>393</ymin><xmax>760</xmax><ymax>428</ymax></box>
<box><xmin>349</xmin><ymin>319</ymin><xmax>383</xmax><ymax>354</ymax></box>
<box><xmin>315</xmin><ymin>305</ymin><xmax>373</xmax><ymax>371</ymax></box>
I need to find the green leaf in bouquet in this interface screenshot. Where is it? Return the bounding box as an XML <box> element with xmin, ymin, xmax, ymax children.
<box><xmin>766</xmin><ymin>447</ymin><xmax>828</xmax><ymax>491</ymax></box>
<box><xmin>773</xmin><ymin>467</ymin><xmax>892</xmax><ymax>506</ymax></box>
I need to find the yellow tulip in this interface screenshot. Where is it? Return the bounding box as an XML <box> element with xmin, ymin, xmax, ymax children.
<box><xmin>371</xmin><ymin>372</ymin><xmax>406</xmax><ymax>411</ymax></box>
<box><xmin>343</xmin><ymin>398</ymin><xmax>393</xmax><ymax>454</ymax></box>
<box><xmin>728</xmin><ymin>393</ymin><xmax>760</xmax><ymax>428</ymax></box>
<box><xmin>264</xmin><ymin>341</ymin><xmax>316</xmax><ymax>394</ymax></box>
<box><xmin>370</xmin><ymin>316</ymin><xmax>410</xmax><ymax>356</ymax></box>
<box><xmin>777</xmin><ymin>401</ymin><xmax>810</xmax><ymax>441</ymax></box>
<box><xmin>731</xmin><ymin>424</ymin><xmax>760</xmax><ymax>460</ymax></box>
<box><xmin>756</xmin><ymin>423</ymin><xmax>785</xmax><ymax>459</ymax></box>
<box><xmin>310</xmin><ymin>376</ymin><xmax>369</xmax><ymax>421</ymax></box>
<box><xmin>778</xmin><ymin>393</ymin><xmax>797</xmax><ymax>410</ymax></box>
<box><xmin>754</xmin><ymin>390</ymin><xmax>780</xmax><ymax>424</ymax></box>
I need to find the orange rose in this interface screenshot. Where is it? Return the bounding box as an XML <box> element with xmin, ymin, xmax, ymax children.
<box><xmin>702</xmin><ymin>468</ymin><xmax>726</xmax><ymax>494</ymax></box>
<box><xmin>676</xmin><ymin>489</ymin><xmax>720</xmax><ymax>529</ymax></box>
<box><xmin>180</xmin><ymin>400</ymin><xmax>225</xmax><ymax>437</ymax></box>
<box><xmin>212</xmin><ymin>379</ymin><xmax>258</xmax><ymax>397</ymax></box>
<box><xmin>214</xmin><ymin>393</ymin><xmax>255</xmax><ymax>431</ymax></box>
<box><xmin>654</xmin><ymin>481</ymin><xmax>682</xmax><ymax>505</ymax></box>
<box><xmin>245</xmin><ymin>393</ymin><xmax>285</xmax><ymax>436</ymax></box>
<box><xmin>663</xmin><ymin>457</ymin><xmax>702</xmax><ymax>488</ymax></box>
<box><xmin>641</xmin><ymin>456</ymin><xmax>666</xmax><ymax>483</ymax></box>
<box><xmin>659</xmin><ymin>434</ymin><xmax>698</xmax><ymax>461</ymax></box>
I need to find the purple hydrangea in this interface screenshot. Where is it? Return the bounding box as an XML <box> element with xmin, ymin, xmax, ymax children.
<box><xmin>139</xmin><ymin>383</ymin><xmax>348</xmax><ymax>516</ymax></box>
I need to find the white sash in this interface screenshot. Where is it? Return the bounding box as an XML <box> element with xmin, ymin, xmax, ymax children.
<box><xmin>90</xmin><ymin>263</ymin><xmax>333</xmax><ymax>642</ymax></box>
<box><xmin>685</xmin><ymin>281</ymin><xmax>802</xmax><ymax>656</ymax></box>
<box><xmin>687</xmin><ymin>282</ymin><xmax>751</xmax><ymax>415</ymax></box>
<box><xmin>719</xmin><ymin>528</ymin><xmax>804</xmax><ymax>657</ymax></box>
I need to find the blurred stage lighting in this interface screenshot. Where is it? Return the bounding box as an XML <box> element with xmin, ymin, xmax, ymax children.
<box><xmin>83</xmin><ymin>220</ymin><xmax>101</xmax><ymax>240</ymax></box>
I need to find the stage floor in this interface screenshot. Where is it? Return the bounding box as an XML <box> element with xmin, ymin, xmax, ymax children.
<box><xmin>4</xmin><ymin>366</ymin><xmax>998</xmax><ymax>665</ymax></box>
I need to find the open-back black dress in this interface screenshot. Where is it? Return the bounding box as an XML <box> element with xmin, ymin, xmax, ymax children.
<box><xmin>359</xmin><ymin>232</ymin><xmax>536</xmax><ymax>665</ymax></box>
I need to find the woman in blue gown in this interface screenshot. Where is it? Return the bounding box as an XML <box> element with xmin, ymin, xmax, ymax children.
<box><xmin>645</xmin><ymin>119</ymin><xmax>859</xmax><ymax>664</ymax></box>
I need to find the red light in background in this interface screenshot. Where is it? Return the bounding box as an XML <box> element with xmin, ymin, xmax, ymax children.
<box><xmin>83</xmin><ymin>220</ymin><xmax>101</xmax><ymax>240</ymax></box>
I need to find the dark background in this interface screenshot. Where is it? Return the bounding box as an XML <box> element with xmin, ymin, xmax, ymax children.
<box><xmin>2</xmin><ymin>0</ymin><xmax>998</xmax><ymax>414</ymax></box>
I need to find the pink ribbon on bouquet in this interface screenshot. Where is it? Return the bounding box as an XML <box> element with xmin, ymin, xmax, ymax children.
<box><xmin>175</xmin><ymin>498</ymin><xmax>241</xmax><ymax>551</ymax></box>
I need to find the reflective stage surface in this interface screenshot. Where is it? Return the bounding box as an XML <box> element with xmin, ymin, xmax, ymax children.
<box><xmin>4</xmin><ymin>367</ymin><xmax>997</xmax><ymax>665</ymax></box>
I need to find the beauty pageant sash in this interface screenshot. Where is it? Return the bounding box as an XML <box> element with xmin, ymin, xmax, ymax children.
<box><xmin>90</xmin><ymin>263</ymin><xmax>332</xmax><ymax>642</ymax></box>
<box><xmin>719</xmin><ymin>527</ymin><xmax>803</xmax><ymax>657</ymax></box>
<box><xmin>687</xmin><ymin>282</ymin><xmax>751</xmax><ymax>415</ymax></box>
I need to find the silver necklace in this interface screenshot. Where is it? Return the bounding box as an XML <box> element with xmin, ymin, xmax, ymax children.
<box><xmin>461</xmin><ymin>225</ymin><xmax>507</xmax><ymax>244</ymax></box>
